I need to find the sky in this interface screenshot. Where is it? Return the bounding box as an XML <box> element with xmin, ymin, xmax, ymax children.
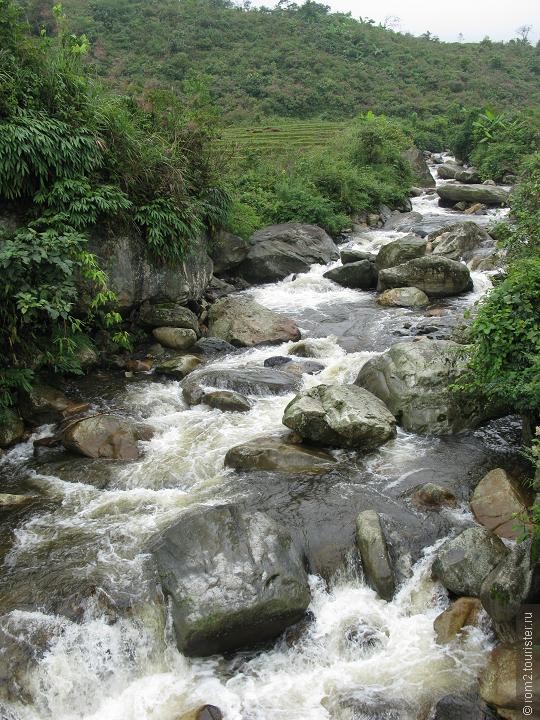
<box><xmin>249</xmin><ymin>0</ymin><xmax>540</xmax><ymax>44</ymax></box>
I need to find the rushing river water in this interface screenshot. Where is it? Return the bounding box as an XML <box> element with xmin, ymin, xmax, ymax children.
<box><xmin>0</xmin><ymin>161</ymin><xmax>521</xmax><ymax>719</ymax></box>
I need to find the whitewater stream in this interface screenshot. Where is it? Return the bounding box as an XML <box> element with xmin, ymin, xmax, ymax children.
<box><xmin>0</xmin><ymin>162</ymin><xmax>521</xmax><ymax>719</ymax></box>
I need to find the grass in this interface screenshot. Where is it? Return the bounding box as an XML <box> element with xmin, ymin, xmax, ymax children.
<box><xmin>218</xmin><ymin>120</ymin><xmax>347</xmax><ymax>158</ymax></box>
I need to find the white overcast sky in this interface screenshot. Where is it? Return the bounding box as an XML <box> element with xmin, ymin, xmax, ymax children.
<box><xmin>249</xmin><ymin>0</ymin><xmax>540</xmax><ymax>43</ymax></box>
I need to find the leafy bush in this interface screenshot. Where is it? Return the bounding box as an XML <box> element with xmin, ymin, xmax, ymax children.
<box><xmin>502</xmin><ymin>153</ymin><xmax>540</xmax><ymax>258</ymax></box>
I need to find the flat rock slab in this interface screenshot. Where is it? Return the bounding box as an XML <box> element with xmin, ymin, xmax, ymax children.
<box><xmin>225</xmin><ymin>436</ymin><xmax>336</xmax><ymax>474</ymax></box>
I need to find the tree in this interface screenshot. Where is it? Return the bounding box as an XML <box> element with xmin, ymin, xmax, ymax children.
<box><xmin>516</xmin><ymin>24</ymin><xmax>532</xmax><ymax>43</ymax></box>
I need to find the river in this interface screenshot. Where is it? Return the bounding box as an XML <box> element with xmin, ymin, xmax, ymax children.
<box><xmin>0</xmin><ymin>160</ymin><xmax>520</xmax><ymax>720</ymax></box>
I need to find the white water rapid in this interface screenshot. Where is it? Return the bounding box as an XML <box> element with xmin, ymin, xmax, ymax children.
<box><xmin>0</xmin><ymin>160</ymin><xmax>515</xmax><ymax>720</ymax></box>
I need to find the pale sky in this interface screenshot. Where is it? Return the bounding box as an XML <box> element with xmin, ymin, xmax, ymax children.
<box><xmin>249</xmin><ymin>0</ymin><xmax>540</xmax><ymax>44</ymax></box>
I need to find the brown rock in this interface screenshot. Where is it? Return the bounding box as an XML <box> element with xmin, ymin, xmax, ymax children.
<box><xmin>434</xmin><ymin>597</ymin><xmax>483</xmax><ymax>644</ymax></box>
<box><xmin>479</xmin><ymin>643</ymin><xmax>540</xmax><ymax>718</ymax></box>
<box><xmin>61</xmin><ymin>415</ymin><xmax>143</xmax><ymax>460</ymax></box>
<box><xmin>20</xmin><ymin>384</ymin><xmax>89</xmax><ymax>425</ymax></box>
<box><xmin>464</xmin><ymin>202</ymin><xmax>487</xmax><ymax>215</ymax></box>
<box><xmin>179</xmin><ymin>705</ymin><xmax>223</xmax><ymax>720</ymax></box>
<box><xmin>470</xmin><ymin>469</ymin><xmax>532</xmax><ymax>539</ymax></box>
<box><xmin>125</xmin><ymin>359</ymin><xmax>153</xmax><ymax>373</ymax></box>
<box><xmin>412</xmin><ymin>483</ymin><xmax>456</xmax><ymax>509</ymax></box>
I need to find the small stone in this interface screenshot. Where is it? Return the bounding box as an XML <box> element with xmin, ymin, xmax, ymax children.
<box><xmin>411</xmin><ymin>483</ymin><xmax>456</xmax><ymax>509</ymax></box>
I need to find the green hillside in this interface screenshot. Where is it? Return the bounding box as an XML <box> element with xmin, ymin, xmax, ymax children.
<box><xmin>18</xmin><ymin>0</ymin><xmax>540</xmax><ymax>122</ymax></box>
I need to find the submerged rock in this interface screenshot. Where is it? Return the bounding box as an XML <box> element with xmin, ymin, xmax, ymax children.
<box><xmin>377</xmin><ymin>287</ymin><xmax>429</xmax><ymax>308</ymax></box>
<box><xmin>282</xmin><ymin>384</ymin><xmax>396</xmax><ymax>450</ymax></box>
<box><xmin>411</xmin><ymin>483</ymin><xmax>456</xmax><ymax>509</ymax></box>
<box><xmin>152</xmin><ymin>327</ymin><xmax>197</xmax><ymax>351</ymax></box>
<box><xmin>375</xmin><ymin>234</ymin><xmax>426</xmax><ymax>270</ymax></box>
<box><xmin>323</xmin><ymin>260</ymin><xmax>378</xmax><ymax>289</ymax></box>
<box><xmin>61</xmin><ymin>414</ymin><xmax>146</xmax><ymax>460</ymax></box>
<box><xmin>236</xmin><ymin>223</ymin><xmax>339</xmax><ymax>284</ymax></box>
<box><xmin>355</xmin><ymin>510</ymin><xmax>395</xmax><ymax>600</ymax></box>
<box><xmin>224</xmin><ymin>436</ymin><xmax>336</xmax><ymax>474</ymax></box>
<box><xmin>208</xmin><ymin>297</ymin><xmax>301</xmax><ymax>347</ymax></box>
<box><xmin>437</xmin><ymin>183</ymin><xmax>509</xmax><ymax>207</ymax></box>
<box><xmin>432</xmin><ymin>527</ymin><xmax>509</xmax><ymax>597</ymax></box>
<box><xmin>355</xmin><ymin>340</ymin><xmax>480</xmax><ymax>435</ymax></box>
<box><xmin>434</xmin><ymin>597</ymin><xmax>483</xmax><ymax>644</ymax></box>
<box><xmin>153</xmin><ymin>504</ymin><xmax>310</xmax><ymax>656</ymax></box>
<box><xmin>182</xmin><ymin>367</ymin><xmax>298</xmax><ymax>406</ymax></box>
<box><xmin>470</xmin><ymin>468</ymin><xmax>531</xmax><ymax>539</ymax></box>
<box><xmin>377</xmin><ymin>256</ymin><xmax>473</xmax><ymax>298</ymax></box>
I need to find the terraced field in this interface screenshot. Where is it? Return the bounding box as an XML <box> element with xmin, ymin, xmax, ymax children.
<box><xmin>218</xmin><ymin>120</ymin><xmax>347</xmax><ymax>158</ymax></box>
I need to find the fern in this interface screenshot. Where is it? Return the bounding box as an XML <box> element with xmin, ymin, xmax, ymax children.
<box><xmin>134</xmin><ymin>197</ymin><xmax>204</xmax><ymax>263</ymax></box>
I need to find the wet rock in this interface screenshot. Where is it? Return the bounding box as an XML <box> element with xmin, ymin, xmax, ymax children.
<box><xmin>0</xmin><ymin>410</ymin><xmax>24</xmax><ymax>448</ymax></box>
<box><xmin>355</xmin><ymin>510</ymin><xmax>395</xmax><ymax>600</ymax></box>
<box><xmin>436</xmin><ymin>161</ymin><xmax>462</xmax><ymax>180</ymax></box>
<box><xmin>411</xmin><ymin>483</ymin><xmax>456</xmax><ymax>509</ymax></box>
<box><xmin>383</xmin><ymin>211</ymin><xmax>423</xmax><ymax>232</ymax></box>
<box><xmin>210</xmin><ymin>230</ymin><xmax>249</xmax><ymax>275</ymax></box>
<box><xmin>263</xmin><ymin>357</ymin><xmax>324</xmax><ymax>377</ymax></box>
<box><xmin>203</xmin><ymin>390</ymin><xmax>251</xmax><ymax>413</ymax></box>
<box><xmin>19</xmin><ymin>384</ymin><xmax>89</xmax><ymax>425</ymax></box>
<box><xmin>61</xmin><ymin>414</ymin><xmax>144</xmax><ymax>460</ymax></box>
<box><xmin>375</xmin><ymin>234</ymin><xmax>426</xmax><ymax>270</ymax></box>
<box><xmin>179</xmin><ymin>706</ymin><xmax>223</xmax><ymax>720</ymax></box>
<box><xmin>204</xmin><ymin>276</ymin><xmax>236</xmax><ymax>302</ymax></box>
<box><xmin>225</xmin><ymin>436</ymin><xmax>336</xmax><ymax>474</ymax></box>
<box><xmin>152</xmin><ymin>327</ymin><xmax>197</xmax><ymax>351</ymax></box>
<box><xmin>469</xmin><ymin>253</ymin><xmax>501</xmax><ymax>272</ymax></box>
<box><xmin>323</xmin><ymin>260</ymin><xmax>378</xmax><ymax>289</ymax></box>
<box><xmin>403</xmin><ymin>146</ymin><xmax>436</xmax><ymax>188</ymax></box>
<box><xmin>470</xmin><ymin>468</ymin><xmax>531</xmax><ymax>540</ymax></box>
<box><xmin>154</xmin><ymin>355</ymin><xmax>202</xmax><ymax>379</ymax></box>
<box><xmin>480</xmin><ymin>541</ymin><xmax>540</xmax><ymax>637</ymax></box>
<box><xmin>124</xmin><ymin>358</ymin><xmax>153</xmax><ymax>373</ymax></box>
<box><xmin>192</xmin><ymin>337</ymin><xmax>236</xmax><ymax>356</ymax></box>
<box><xmin>437</xmin><ymin>184</ymin><xmax>509</xmax><ymax>207</ymax></box>
<box><xmin>355</xmin><ymin>340</ymin><xmax>481</xmax><ymax>434</ymax></box>
<box><xmin>377</xmin><ymin>287</ymin><xmax>429</xmax><ymax>308</ymax></box>
<box><xmin>138</xmin><ymin>301</ymin><xmax>199</xmax><ymax>332</ymax></box>
<box><xmin>431</xmin><ymin>693</ymin><xmax>498</xmax><ymax>720</ymax></box>
<box><xmin>464</xmin><ymin>202</ymin><xmax>487</xmax><ymax>215</ymax></box>
<box><xmin>340</xmin><ymin>249</ymin><xmax>376</xmax><ymax>265</ymax></box>
<box><xmin>429</xmin><ymin>222</ymin><xmax>493</xmax><ymax>262</ymax></box>
<box><xmin>236</xmin><ymin>223</ymin><xmax>339</xmax><ymax>284</ymax></box>
<box><xmin>208</xmin><ymin>297</ymin><xmax>300</xmax><ymax>347</ymax></box>
<box><xmin>432</xmin><ymin>527</ymin><xmax>509</xmax><ymax>597</ymax></box>
<box><xmin>377</xmin><ymin>256</ymin><xmax>472</xmax><ymax>298</ymax></box>
<box><xmin>434</xmin><ymin>597</ymin><xmax>483</xmax><ymax>644</ymax></box>
<box><xmin>287</xmin><ymin>340</ymin><xmax>325</xmax><ymax>358</ymax></box>
<box><xmin>153</xmin><ymin>504</ymin><xmax>310</xmax><ymax>656</ymax></box>
<box><xmin>454</xmin><ymin>168</ymin><xmax>481</xmax><ymax>184</ymax></box>
<box><xmin>283</xmin><ymin>384</ymin><xmax>396</xmax><ymax>450</ymax></box>
<box><xmin>0</xmin><ymin>494</ymin><xmax>41</xmax><ymax>515</ymax></box>
<box><xmin>182</xmin><ymin>367</ymin><xmax>298</xmax><ymax>406</ymax></box>
<box><xmin>91</xmin><ymin>232</ymin><xmax>213</xmax><ymax>310</ymax></box>
<box><xmin>479</xmin><ymin>644</ymin><xmax>540</xmax><ymax>718</ymax></box>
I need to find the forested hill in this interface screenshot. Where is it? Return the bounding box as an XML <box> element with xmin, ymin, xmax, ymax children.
<box><xmin>19</xmin><ymin>0</ymin><xmax>540</xmax><ymax>122</ymax></box>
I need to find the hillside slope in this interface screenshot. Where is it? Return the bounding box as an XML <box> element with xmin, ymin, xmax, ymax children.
<box><xmin>19</xmin><ymin>0</ymin><xmax>540</xmax><ymax>122</ymax></box>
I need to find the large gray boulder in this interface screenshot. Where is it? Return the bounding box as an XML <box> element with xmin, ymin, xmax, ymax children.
<box><xmin>91</xmin><ymin>233</ymin><xmax>213</xmax><ymax>310</ymax></box>
<box><xmin>430</xmin><ymin>222</ymin><xmax>493</xmax><ymax>262</ymax></box>
<box><xmin>437</xmin><ymin>184</ymin><xmax>509</xmax><ymax>207</ymax></box>
<box><xmin>454</xmin><ymin>168</ymin><xmax>481</xmax><ymax>184</ymax></box>
<box><xmin>282</xmin><ymin>384</ymin><xmax>396</xmax><ymax>450</ymax></box>
<box><xmin>383</xmin><ymin>211</ymin><xmax>423</xmax><ymax>232</ymax></box>
<box><xmin>436</xmin><ymin>161</ymin><xmax>462</xmax><ymax>180</ymax></box>
<box><xmin>377</xmin><ymin>256</ymin><xmax>473</xmax><ymax>298</ymax></box>
<box><xmin>182</xmin><ymin>367</ymin><xmax>299</xmax><ymax>406</ymax></box>
<box><xmin>224</xmin><ymin>436</ymin><xmax>336</xmax><ymax>474</ymax></box>
<box><xmin>236</xmin><ymin>223</ymin><xmax>339</xmax><ymax>284</ymax></box>
<box><xmin>480</xmin><ymin>541</ymin><xmax>540</xmax><ymax>634</ymax></box>
<box><xmin>355</xmin><ymin>510</ymin><xmax>395</xmax><ymax>600</ymax></box>
<box><xmin>153</xmin><ymin>505</ymin><xmax>310</xmax><ymax>656</ymax></box>
<box><xmin>208</xmin><ymin>297</ymin><xmax>300</xmax><ymax>347</ymax></box>
<box><xmin>152</xmin><ymin>327</ymin><xmax>197</xmax><ymax>350</ymax></box>
<box><xmin>138</xmin><ymin>301</ymin><xmax>199</xmax><ymax>332</ymax></box>
<box><xmin>432</xmin><ymin>527</ymin><xmax>509</xmax><ymax>597</ymax></box>
<box><xmin>210</xmin><ymin>231</ymin><xmax>249</xmax><ymax>275</ymax></box>
<box><xmin>403</xmin><ymin>147</ymin><xmax>435</xmax><ymax>188</ymax></box>
<box><xmin>61</xmin><ymin>415</ymin><xmax>148</xmax><ymax>460</ymax></box>
<box><xmin>375</xmin><ymin>234</ymin><xmax>426</xmax><ymax>270</ymax></box>
<box><xmin>355</xmin><ymin>340</ymin><xmax>481</xmax><ymax>435</ymax></box>
<box><xmin>323</xmin><ymin>259</ymin><xmax>377</xmax><ymax>289</ymax></box>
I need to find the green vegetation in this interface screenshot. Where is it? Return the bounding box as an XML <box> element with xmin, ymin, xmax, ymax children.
<box><xmin>223</xmin><ymin>113</ymin><xmax>413</xmax><ymax>238</ymax></box>
<box><xmin>20</xmin><ymin>0</ymin><xmax>540</xmax><ymax>123</ymax></box>
<box><xmin>0</xmin><ymin>0</ymin><xmax>227</xmax><ymax>418</ymax></box>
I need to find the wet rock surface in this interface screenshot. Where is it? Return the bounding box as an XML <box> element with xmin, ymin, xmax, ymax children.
<box><xmin>225</xmin><ymin>436</ymin><xmax>336</xmax><ymax>474</ymax></box>
<box><xmin>375</xmin><ymin>233</ymin><xmax>426</xmax><ymax>270</ymax></box>
<box><xmin>182</xmin><ymin>367</ymin><xmax>299</xmax><ymax>406</ymax></box>
<box><xmin>323</xmin><ymin>259</ymin><xmax>378</xmax><ymax>289</ymax></box>
<box><xmin>61</xmin><ymin>414</ymin><xmax>145</xmax><ymax>460</ymax></box>
<box><xmin>355</xmin><ymin>510</ymin><xmax>395</xmax><ymax>600</ymax></box>
<box><xmin>470</xmin><ymin>467</ymin><xmax>531</xmax><ymax>539</ymax></box>
<box><xmin>208</xmin><ymin>297</ymin><xmax>301</xmax><ymax>347</ymax></box>
<box><xmin>377</xmin><ymin>256</ymin><xmax>473</xmax><ymax>298</ymax></box>
<box><xmin>153</xmin><ymin>504</ymin><xmax>310</xmax><ymax>656</ymax></box>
